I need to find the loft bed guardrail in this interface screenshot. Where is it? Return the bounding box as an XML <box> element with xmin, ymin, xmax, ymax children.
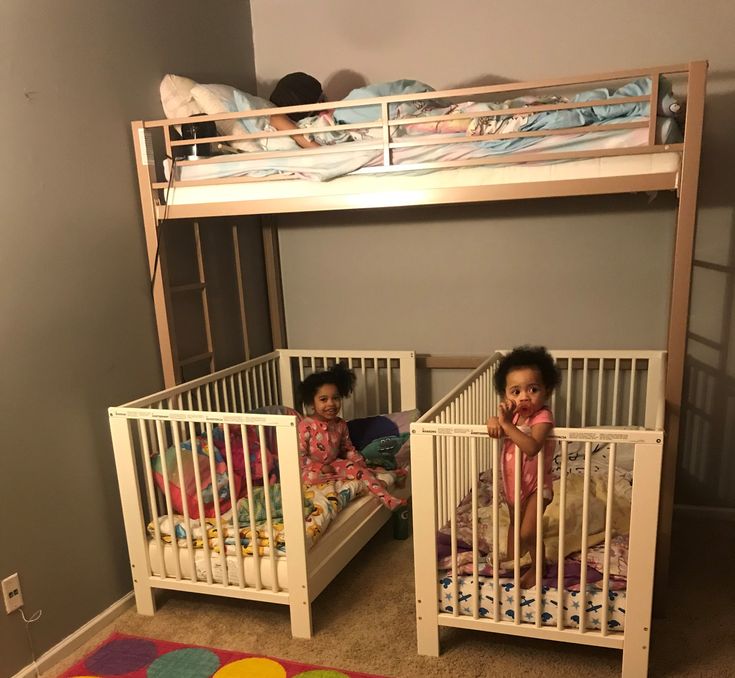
<box><xmin>132</xmin><ymin>62</ymin><xmax>705</xmax><ymax>220</ymax></box>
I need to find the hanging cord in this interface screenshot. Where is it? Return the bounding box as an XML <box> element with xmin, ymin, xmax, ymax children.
<box><xmin>150</xmin><ymin>154</ymin><xmax>178</xmax><ymax>296</ymax></box>
<box><xmin>19</xmin><ymin>607</ymin><xmax>43</xmax><ymax>677</ymax></box>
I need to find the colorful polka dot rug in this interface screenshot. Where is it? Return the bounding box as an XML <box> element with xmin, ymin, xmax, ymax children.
<box><xmin>58</xmin><ymin>632</ymin><xmax>388</xmax><ymax>678</ymax></box>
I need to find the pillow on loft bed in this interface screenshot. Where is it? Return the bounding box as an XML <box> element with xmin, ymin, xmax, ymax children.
<box><xmin>160</xmin><ymin>74</ymin><xmax>203</xmax><ymax>119</ymax></box>
<box><xmin>158</xmin><ymin>75</ymin><xmax>300</xmax><ymax>153</ymax></box>
<box><xmin>191</xmin><ymin>83</ymin><xmax>300</xmax><ymax>153</ymax></box>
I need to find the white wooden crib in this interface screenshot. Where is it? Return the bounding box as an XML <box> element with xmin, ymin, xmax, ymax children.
<box><xmin>109</xmin><ymin>348</ymin><xmax>416</xmax><ymax>638</ymax></box>
<box><xmin>411</xmin><ymin>349</ymin><xmax>665</xmax><ymax>677</ymax></box>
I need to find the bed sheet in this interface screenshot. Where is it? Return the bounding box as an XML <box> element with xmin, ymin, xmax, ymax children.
<box><xmin>438</xmin><ymin>573</ymin><xmax>627</xmax><ymax>631</ymax></box>
<box><xmin>167</xmin><ymin>117</ymin><xmax>679</xmax><ymax>185</ymax></box>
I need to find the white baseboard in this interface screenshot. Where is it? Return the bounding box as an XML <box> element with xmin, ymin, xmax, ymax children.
<box><xmin>11</xmin><ymin>591</ymin><xmax>135</xmax><ymax>678</ymax></box>
<box><xmin>674</xmin><ymin>503</ymin><xmax>735</xmax><ymax>521</ymax></box>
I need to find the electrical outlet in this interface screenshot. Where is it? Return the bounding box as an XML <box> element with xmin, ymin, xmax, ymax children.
<box><xmin>2</xmin><ymin>573</ymin><xmax>24</xmax><ymax>614</ymax></box>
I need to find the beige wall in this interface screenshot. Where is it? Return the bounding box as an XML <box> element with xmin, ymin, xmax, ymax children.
<box><xmin>251</xmin><ymin>1</ymin><xmax>735</xmax><ymax>509</ymax></box>
<box><xmin>0</xmin><ymin>2</ymin><xmax>256</xmax><ymax>675</ymax></box>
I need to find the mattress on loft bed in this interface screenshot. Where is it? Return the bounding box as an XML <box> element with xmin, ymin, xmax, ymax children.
<box><xmin>162</xmin><ymin>118</ymin><xmax>681</xmax><ymax>207</ymax></box>
<box><xmin>436</xmin><ymin>441</ymin><xmax>635</xmax><ymax>631</ymax></box>
<box><xmin>147</xmin><ymin>469</ymin><xmax>408</xmax><ymax>590</ymax></box>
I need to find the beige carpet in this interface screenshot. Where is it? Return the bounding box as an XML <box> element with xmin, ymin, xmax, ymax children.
<box><xmin>47</xmin><ymin>514</ymin><xmax>734</xmax><ymax>677</ymax></box>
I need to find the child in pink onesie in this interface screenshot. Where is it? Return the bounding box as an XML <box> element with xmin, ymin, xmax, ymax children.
<box><xmin>297</xmin><ymin>362</ymin><xmax>406</xmax><ymax>511</ymax></box>
<box><xmin>486</xmin><ymin>346</ymin><xmax>560</xmax><ymax>588</ymax></box>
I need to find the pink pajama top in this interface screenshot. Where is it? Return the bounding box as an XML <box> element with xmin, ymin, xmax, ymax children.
<box><xmin>501</xmin><ymin>406</ymin><xmax>555</xmax><ymax>507</ymax></box>
<box><xmin>297</xmin><ymin>416</ymin><xmax>365</xmax><ymax>481</ymax></box>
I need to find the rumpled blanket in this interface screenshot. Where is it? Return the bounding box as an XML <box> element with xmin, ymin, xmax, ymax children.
<box><xmin>437</xmin><ymin>466</ymin><xmax>632</xmax><ymax>584</ymax></box>
<box><xmin>148</xmin><ymin>473</ymin><xmax>397</xmax><ymax>556</ymax></box>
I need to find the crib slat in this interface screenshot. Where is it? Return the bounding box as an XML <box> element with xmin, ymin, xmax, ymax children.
<box><xmin>374</xmin><ymin>358</ymin><xmax>381</xmax><ymax>414</ymax></box>
<box><xmin>360</xmin><ymin>360</ymin><xmax>368</xmax><ymax>418</ymax></box>
<box><xmin>448</xmin><ymin>437</ymin><xmax>459</xmax><ymax>618</ymax></box>
<box><xmin>259</xmin><ymin>424</ymin><xmax>280</xmax><ymax>592</ymax></box>
<box><xmin>596</xmin><ymin>358</ymin><xmax>604</xmax><ymax>426</ymax></box>
<box><xmin>601</xmin><ymin>443</ymin><xmax>617</xmax><ymax>636</ymax></box>
<box><xmin>535</xmin><ymin>449</ymin><xmax>544</xmax><ymax>627</ymax></box>
<box><xmin>240</xmin><ymin>424</ymin><xmax>262</xmax><ymax>591</ymax></box>
<box><xmin>229</xmin><ymin>375</ymin><xmax>237</xmax><ymax>412</ymax></box>
<box><xmin>171</xmin><ymin>422</ymin><xmax>198</xmax><ymax>582</ymax></box>
<box><xmin>581</xmin><ymin>358</ymin><xmax>588</xmax><ymax>427</ymax></box>
<box><xmin>557</xmin><ymin>441</ymin><xmax>568</xmax><ymax>630</ymax></box>
<box><xmin>471</xmin><ymin>438</ymin><xmax>480</xmax><ymax>620</ymax></box>
<box><xmin>259</xmin><ymin>364</ymin><xmax>266</xmax><ymax>407</ymax></box>
<box><xmin>565</xmin><ymin>358</ymin><xmax>572</xmax><ymax>427</ymax></box>
<box><xmin>628</xmin><ymin>359</ymin><xmax>637</xmax><ymax>426</ymax></box>
<box><xmin>214</xmin><ymin>379</ymin><xmax>222</xmax><ymax>412</ymax></box>
<box><xmin>155</xmin><ymin>420</ymin><xmax>182</xmax><ymax>580</ymax></box>
<box><xmin>264</xmin><ymin>364</ymin><xmax>273</xmax><ymax>406</ymax></box>
<box><xmin>513</xmin><ymin>443</ymin><xmax>521</xmax><ymax>625</ymax></box>
<box><xmin>223</xmin><ymin>424</ymin><xmax>246</xmax><ymax>588</ymax></box>
<box><xmin>579</xmin><ymin>441</ymin><xmax>592</xmax><ymax>632</ymax></box>
<box><xmin>387</xmin><ymin>358</ymin><xmax>394</xmax><ymax>412</ymax></box>
<box><xmin>612</xmin><ymin>359</ymin><xmax>620</xmax><ymax>426</ymax></box>
<box><xmin>204</xmin><ymin>422</ymin><xmax>229</xmax><ymax>583</ymax></box>
<box><xmin>492</xmin><ymin>438</ymin><xmax>501</xmax><ymax>623</ymax></box>
<box><xmin>139</xmin><ymin>419</ymin><xmax>165</xmax><ymax>578</ymax></box>
<box><xmin>189</xmin><ymin>419</ymin><xmax>213</xmax><ymax>584</ymax></box>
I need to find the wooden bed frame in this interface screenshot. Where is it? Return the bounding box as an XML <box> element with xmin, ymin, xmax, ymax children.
<box><xmin>109</xmin><ymin>348</ymin><xmax>416</xmax><ymax>638</ymax></box>
<box><xmin>129</xmin><ymin>60</ymin><xmax>706</xmax><ymax>615</ymax></box>
<box><xmin>411</xmin><ymin>349</ymin><xmax>665</xmax><ymax>676</ymax></box>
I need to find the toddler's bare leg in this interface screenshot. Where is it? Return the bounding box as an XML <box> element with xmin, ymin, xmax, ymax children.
<box><xmin>519</xmin><ymin>492</ymin><xmax>542</xmax><ymax>588</ymax></box>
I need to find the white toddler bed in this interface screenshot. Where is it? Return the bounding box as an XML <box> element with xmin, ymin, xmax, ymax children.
<box><xmin>109</xmin><ymin>348</ymin><xmax>416</xmax><ymax>638</ymax></box>
<box><xmin>411</xmin><ymin>349</ymin><xmax>665</xmax><ymax>677</ymax></box>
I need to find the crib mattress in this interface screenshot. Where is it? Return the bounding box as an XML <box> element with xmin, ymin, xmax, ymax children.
<box><xmin>438</xmin><ymin>573</ymin><xmax>626</xmax><ymax>632</ymax></box>
<box><xmin>147</xmin><ymin>480</ymin><xmax>408</xmax><ymax>590</ymax></box>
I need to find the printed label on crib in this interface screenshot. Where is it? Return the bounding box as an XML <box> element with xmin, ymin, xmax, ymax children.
<box><xmin>553</xmin><ymin>430</ymin><xmax>661</xmax><ymax>443</ymax></box>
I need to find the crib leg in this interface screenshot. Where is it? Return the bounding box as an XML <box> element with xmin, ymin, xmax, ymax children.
<box><xmin>133</xmin><ymin>579</ymin><xmax>156</xmax><ymax>616</ymax></box>
<box><xmin>289</xmin><ymin>600</ymin><xmax>313</xmax><ymax>639</ymax></box>
<box><xmin>622</xmin><ymin>642</ymin><xmax>650</xmax><ymax>678</ymax></box>
<box><xmin>416</xmin><ymin>616</ymin><xmax>440</xmax><ymax>656</ymax></box>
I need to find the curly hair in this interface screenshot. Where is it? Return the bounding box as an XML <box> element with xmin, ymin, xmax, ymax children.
<box><xmin>298</xmin><ymin>361</ymin><xmax>356</xmax><ymax>408</ymax></box>
<box><xmin>493</xmin><ymin>345</ymin><xmax>561</xmax><ymax>395</ymax></box>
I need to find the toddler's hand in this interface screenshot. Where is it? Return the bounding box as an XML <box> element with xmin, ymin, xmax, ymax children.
<box><xmin>497</xmin><ymin>399</ymin><xmax>516</xmax><ymax>426</ymax></box>
<box><xmin>487</xmin><ymin>416</ymin><xmax>503</xmax><ymax>438</ymax></box>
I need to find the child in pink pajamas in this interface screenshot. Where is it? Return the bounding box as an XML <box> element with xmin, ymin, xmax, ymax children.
<box><xmin>297</xmin><ymin>362</ymin><xmax>406</xmax><ymax>511</ymax></box>
<box><xmin>486</xmin><ymin>346</ymin><xmax>560</xmax><ymax>589</ymax></box>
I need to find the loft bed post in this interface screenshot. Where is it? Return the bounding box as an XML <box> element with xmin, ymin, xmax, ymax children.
<box><xmin>131</xmin><ymin>121</ymin><xmax>177</xmax><ymax>387</ymax></box>
<box><xmin>657</xmin><ymin>60</ymin><xmax>707</xmax><ymax>604</ymax></box>
<box><xmin>262</xmin><ymin>215</ymin><xmax>287</xmax><ymax>349</ymax></box>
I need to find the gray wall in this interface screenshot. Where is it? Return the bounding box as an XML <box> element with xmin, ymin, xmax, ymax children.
<box><xmin>252</xmin><ymin>1</ymin><xmax>735</xmax><ymax>510</ymax></box>
<box><xmin>0</xmin><ymin>2</ymin><xmax>256</xmax><ymax>675</ymax></box>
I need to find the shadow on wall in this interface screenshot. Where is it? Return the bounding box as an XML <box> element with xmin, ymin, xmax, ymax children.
<box><xmin>678</xmin><ymin>86</ymin><xmax>735</xmax><ymax>508</ymax></box>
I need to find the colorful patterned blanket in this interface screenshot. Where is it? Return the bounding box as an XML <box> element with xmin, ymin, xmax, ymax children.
<box><xmin>148</xmin><ymin>473</ymin><xmax>396</xmax><ymax>556</ymax></box>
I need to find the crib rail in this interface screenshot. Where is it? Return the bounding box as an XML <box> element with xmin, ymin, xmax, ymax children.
<box><xmin>277</xmin><ymin>349</ymin><xmax>417</xmax><ymax>419</ymax></box>
<box><xmin>412</xmin><ymin>349</ymin><xmax>665</xmax><ymax>665</ymax></box>
<box><xmin>121</xmin><ymin>351</ymin><xmax>282</xmax><ymax>412</ymax></box>
<box><xmin>420</xmin><ymin>349</ymin><xmax>665</xmax><ymax>430</ymax></box>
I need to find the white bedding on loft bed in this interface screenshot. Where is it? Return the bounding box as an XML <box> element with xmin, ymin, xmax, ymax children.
<box><xmin>162</xmin><ymin>120</ymin><xmax>681</xmax><ymax>207</ymax></box>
